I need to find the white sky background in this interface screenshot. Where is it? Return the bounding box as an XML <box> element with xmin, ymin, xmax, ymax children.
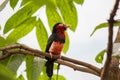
<box><xmin>0</xmin><ymin>0</ymin><xmax>120</xmax><ymax>80</ymax></box>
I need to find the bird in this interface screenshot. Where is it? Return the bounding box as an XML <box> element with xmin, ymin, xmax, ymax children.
<box><xmin>45</xmin><ymin>22</ymin><xmax>69</xmax><ymax>79</ymax></box>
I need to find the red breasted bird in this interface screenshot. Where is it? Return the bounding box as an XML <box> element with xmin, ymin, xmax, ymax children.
<box><xmin>45</xmin><ymin>23</ymin><xmax>69</xmax><ymax>78</ymax></box>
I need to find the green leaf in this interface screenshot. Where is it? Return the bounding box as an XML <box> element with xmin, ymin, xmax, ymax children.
<box><xmin>95</xmin><ymin>49</ymin><xmax>106</xmax><ymax>63</ymax></box>
<box><xmin>6</xmin><ymin>17</ymin><xmax>36</xmax><ymax>43</ymax></box>
<box><xmin>116</xmin><ymin>56</ymin><xmax>120</xmax><ymax>59</ymax></box>
<box><xmin>4</xmin><ymin>1</ymin><xmax>43</xmax><ymax>34</ymax></box>
<box><xmin>74</xmin><ymin>0</ymin><xmax>84</xmax><ymax>5</ymax></box>
<box><xmin>39</xmin><ymin>63</ymin><xmax>60</xmax><ymax>80</ymax></box>
<box><xmin>21</xmin><ymin>0</ymin><xmax>45</xmax><ymax>6</ymax></box>
<box><xmin>0</xmin><ymin>36</ymin><xmax>17</xmax><ymax>48</ymax></box>
<box><xmin>114</xmin><ymin>21</ymin><xmax>120</xmax><ymax>26</ymax></box>
<box><xmin>10</xmin><ymin>0</ymin><xmax>19</xmax><ymax>9</ymax></box>
<box><xmin>0</xmin><ymin>36</ymin><xmax>6</xmax><ymax>47</ymax></box>
<box><xmin>90</xmin><ymin>22</ymin><xmax>108</xmax><ymax>36</ymax></box>
<box><xmin>39</xmin><ymin>63</ymin><xmax>50</xmax><ymax>80</ymax></box>
<box><xmin>21</xmin><ymin>0</ymin><xmax>31</xmax><ymax>6</ymax></box>
<box><xmin>36</xmin><ymin>19</ymin><xmax>48</xmax><ymax>51</ymax></box>
<box><xmin>26</xmin><ymin>56</ymin><xmax>44</xmax><ymax>80</ymax></box>
<box><xmin>56</xmin><ymin>0</ymin><xmax>78</xmax><ymax>31</ymax></box>
<box><xmin>0</xmin><ymin>54</ymin><xmax>25</xmax><ymax>75</ymax></box>
<box><xmin>0</xmin><ymin>25</ymin><xmax>1</xmax><ymax>30</ymax></box>
<box><xmin>45</xmin><ymin>0</ymin><xmax>57</xmax><ymax>8</ymax></box>
<box><xmin>52</xmin><ymin>74</ymin><xmax>66</xmax><ymax>80</ymax></box>
<box><xmin>39</xmin><ymin>74</ymin><xmax>66</xmax><ymax>80</ymax></box>
<box><xmin>0</xmin><ymin>64</ymin><xmax>16</xmax><ymax>80</ymax></box>
<box><xmin>90</xmin><ymin>21</ymin><xmax>120</xmax><ymax>36</ymax></box>
<box><xmin>0</xmin><ymin>0</ymin><xmax>9</xmax><ymax>11</ymax></box>
<box><xmin>6</xmin><ymin>54</ymin><xmax>25</xmax><ymax>74</ymax></box>
<box><xmin>63</xmin><ymin>33</ymin><xmax>69</xmax><ymax>54</ymax></box>
<box><xmin>26</xmin><ymin>55</ymin><xmax>34</xmax><ymax>80</ymax></box>
<box><xmin>46</xmin><ymin>5</ymin><xmax>62</xmax><ymax>31</ymax></box>
<box><xmin>17</xmin><ymin>75</ymin><xmax>25</xmax><ymax>80</ymax></box>
<box><xmin>53</xmin><ymin>64</ymin><xmax>58</xmax><ymax>70</ymax></box>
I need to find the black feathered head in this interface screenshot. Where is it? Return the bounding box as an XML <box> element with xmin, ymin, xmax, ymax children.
<box><xmin>52</xmin><ymin>23</ymin><xmax>70</xmax><ymax>33</ymax></box>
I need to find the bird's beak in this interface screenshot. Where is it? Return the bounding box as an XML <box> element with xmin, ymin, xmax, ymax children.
<box><xmin>64</xmin><ymin>24</ymin><xmax>70</xmax><ymax>28</ymax></box>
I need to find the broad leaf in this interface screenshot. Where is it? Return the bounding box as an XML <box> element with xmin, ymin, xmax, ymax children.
<box><xmin>26</xmin><ymin>56</ymin><xmax>44</xmax><ymax>80</ymax></box>
<box><xmin>90</xmin><ymin>21</ymin><xmax>120</xmax><ymax>36</ymax></box>
<box><xmin>46</xmin><ymin>5</ymin><xmax>62</xmax><ymax>31</ymax></box>
<box><xmin>6</xmin><ymin>17</ymin><xmax>36</xmax><ymax>43</ymax></box>
<box><xmin>36</xmin><ymin>19</ymin><xmax>48</xmax><ymax>51</ymax></box>
<box><xmin>95</xmin><ymin>49</ymin><xmax>106</xmax><ymax>63</ymax></box>
<box><xmin>45</xmin><ymin>0</ymin><xmax>57</xmax><ymax>8</ymax></box>
<box><xmin>52</xmin><ymin>74</ymin><xmax>66</xmax><ymax>80</ymax></box>
<box><xmin>39</xmin><ymin>62</ymin><xmax>63</xmax><ymax>80</ymax></box>
<box><xmin>116</xmin><ymin>56</ymin><xmax>120</xmax><ymax>59</ymax></box>
<box><xmin>0</xmin><ymin>36</ymin><xmax>6</xmax><ymax>47</ymax></box>
<box><xmin>6</xmin><ymin>54</ymin><xmax>25</xmax><ymax>74</ymax></box>
<box><xmin>21</xmin><ymin>0</ymin><xmax>45</xmax><ymax>6</ymax></box>
<box><xmin>10</xmin><ymin>0</ymin><xmax>19</xmax><ymax>9</ymax></box>
<box><xmin>90</xmin><ymin>22</ymin><xmax>108</xmax><ymax>36</ymax></box>
<box><xmin>56</xmin><ymin>0</ymin><xmax>78</xmax><ymax>31</ymax></box>
<box><xmin>63</xmin><ymin>33</ymin><xmax>69</xmax><ymax>54</ymax></box>
<box><xmin>74</xmin><ymin>0</ymin><xmax>84</xmax><ymax>5</ymax></box>
<box><xmin>0</xmin><ymin>25</ymin><xmax>1</xmax><ymax>30</ymax></box>
<box><xmin>39</xmin><ymin>66</ymin><xmax>49</xmax><ymax>80</ymax></box>
<box><xmin>26</xmin><ymin>55</ymin><xmax>34</xmax><ymax>80</ymax></box>
<box><xmin>4</xmin><ymin>1</ymin><xmax>43</xmax><ymax>34</ymax></box>
<box><xmin>39</xmin><ymin>74</ymin><xmax>66</xmax><ymax>80</ymax></box>
<box><xmin>21</xmin><ymin>0</ymin><xmax>31</xmax><ymax>6</ymax></box>
<box><xmin>17</xmin><ymin>75</ymin><xmax>25</xmax><ymax>80</ymax></box>
<box><xmin>0</xmin><ymin>64</ymin><xmax>16</xmax><ymax>80</ymax></box>
<box><xmin>0</xmin><ymin>36</ymin><xmax>17</xmax><ymax>48</ymax></box>
<box><xmin>0</xmin><ymin>54</ymin><xmax>25</xmax><ymax>75</ymax></box>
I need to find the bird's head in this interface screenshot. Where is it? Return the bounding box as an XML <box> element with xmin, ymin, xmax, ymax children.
<box><xmin>52</xmin><ymin>23</ymin><xmax>70</xmax><ymax>33</ymax></box>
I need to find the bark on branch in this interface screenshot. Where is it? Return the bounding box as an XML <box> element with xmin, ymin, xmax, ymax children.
<box><xmin>0</xmin><ymin>44</ymin><xmax>100</xmax><ymax>76</ymax></box>
<box><xmin>101</xmin><ymin>0</ymin><xmax>120</xmax><ymax>80</ymax></box>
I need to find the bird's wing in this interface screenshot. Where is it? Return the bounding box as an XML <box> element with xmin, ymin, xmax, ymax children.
<box><xmin>45</xmin><ymin>34</ymin><xmax>54</xmax><ymax>53</ymax></box>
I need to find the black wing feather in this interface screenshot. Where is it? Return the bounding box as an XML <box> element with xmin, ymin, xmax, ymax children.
<box><xmin>45</xmin><ymin>34</ymin><xmax>54</xmax><ymax>53</ymax></box>
<box><xmin>45</xmin><ymin>34</ymin><xmax>56</xmax><ymax>78</ymax></box>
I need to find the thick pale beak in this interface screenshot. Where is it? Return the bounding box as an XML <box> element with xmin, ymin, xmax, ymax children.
<box><xmin>64</xmin><ymin>24</ymin><xmax>70</xmax><ymax>28</ymax></box>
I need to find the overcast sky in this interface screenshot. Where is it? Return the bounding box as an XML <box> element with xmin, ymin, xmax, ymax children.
<box><xmin>0</xmin><ymin>0</ymin><xmax>119</xmax><ymax>80</ymax></box>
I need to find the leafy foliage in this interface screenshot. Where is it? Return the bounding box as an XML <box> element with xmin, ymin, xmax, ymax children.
<box><xmin>74</xmin><ymin>0</ymin><xmax>84</xmax><ymax>4</ymax></box>
<box><xmin>91</xmin><ymin>21</ymin><xmax>120</xmax><ymax>36</ymax></box>
<box><xmin>95</xmin><ymin>49</ymin><xmax>106</xmax><ymax>63</ymax></box>
<box><xmin>10</xmin><ymin>0</ymin><xmax>19</xmax><ymax>9</ymax></box>
<box><xmin>36</xmin><ymin>19</ymin><xmax>48</xmax><ymax>51</ymax></box>
<box><xmin>63</xmin><ymin>33</ymin><xmax>69</xmax><ymax>53</ymax></box>
<box><xmin>0</xmin><ymin>25</ymin><xmax>1</xmax><ymax>30</ymax></box>
<box><xmin>0</xmin><ymin>64</ymin><xmax>16</xmax><ymax>80</ymax></box>
<box><xmin>25</xmin><ymin>56</ymin><xmax>45</xmax><ymax>80</ymax></box>
<box><xmin>17</xmin><ymin>75</ymin><xmax>25</xmax><ymax>80</ymax></box>
<box><xmin>56</xmin><ymin>0</ymin><xmax>78</xmax><ymax>31</ymax></box>
<box><xmin>0</xmin><ymin>0</ymin><xmax>84</xmax><ymax>80</ymax></box>
<box><xmin>91</xmin><ymin>21</ymin><xmax>120</xmax><ymax>63</ymax></box>
<box><xmin>6</xmin><ymin>17</ymin><xmax>36</xmax><ymax>43</ymax></box>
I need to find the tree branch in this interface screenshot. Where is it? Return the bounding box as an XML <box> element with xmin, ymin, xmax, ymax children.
<box><xmin>101</xmin><ymin>0</ymin><xmax>120</xmax><ymax>80</ymax></box>
<box><xmin>0</xmin><ymin>44</ymin><xmax>100</xmax><ymax>76</ymax></box>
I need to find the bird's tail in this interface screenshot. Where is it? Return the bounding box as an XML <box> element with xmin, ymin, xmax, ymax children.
<box><xmin>45</xmin><ymin>58</ymin><xmax>56</xmax><ymax>78</ymax></box>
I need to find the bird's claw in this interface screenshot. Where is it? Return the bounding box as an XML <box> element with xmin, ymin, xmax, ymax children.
<box><xmin>49</xmin><ymin>52</ymin><xmax>61</xmax><ymax>59</ymax></box>
<box><xmin>50</xmin><ymin>52</ymin><xmax>53</xmax><ymax>58</ymax></box>
<box><xmin>59</xmin><ymin>55</ymin><xmax>61</xmax><ymax>59</ymax></box>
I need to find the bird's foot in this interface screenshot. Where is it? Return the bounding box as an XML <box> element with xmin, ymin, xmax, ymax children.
<box><xmin>50</xmin><ymin>52</ymin><xmax>53</xmax><ymax>58</ymax></box>
<box><xmin>59</xmin><ymin>55</ymin><xmax>61</xmax><ymax>59</ymax></box>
